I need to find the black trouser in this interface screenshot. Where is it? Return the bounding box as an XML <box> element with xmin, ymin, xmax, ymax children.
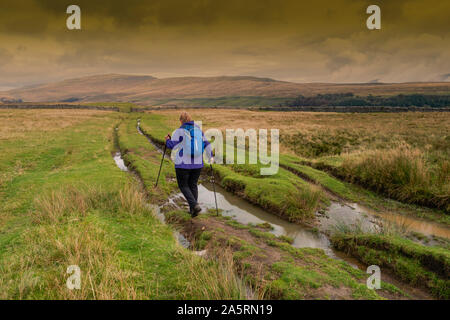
<box><xmin>175</xmin><ymin>168</ymin><xmax>202</xmax><ymax>212</ymax></box>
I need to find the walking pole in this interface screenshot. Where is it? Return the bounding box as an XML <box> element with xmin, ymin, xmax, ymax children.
<box><xmin>155</xmin><ymin>135</ymin><xmax>170</xmax><ymax>187</ymax></box>
<box><xmin>209</xmin><ymin>162</ymin><xmax>219</xmax><ymax>216</ymax></box>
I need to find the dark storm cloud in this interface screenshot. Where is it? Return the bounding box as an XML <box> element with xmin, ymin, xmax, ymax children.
<box><xmin>0</xmin><ymin>0</ymin><xmax>448</xmax><ymax>86</ymax></box>
<box><xmin>0</xmin><ymin>0</ymin><xmax>380</xmax><ymax>34</ymax></box>
<box><xmin>1</xmin><ymin>0</ymin><xmax>449</xmax><ymax>34</ymax></box>
<box><xmin>2</xmin><ymin>0</ymin><xmax>287</xmax><ymax>32</ymax></box>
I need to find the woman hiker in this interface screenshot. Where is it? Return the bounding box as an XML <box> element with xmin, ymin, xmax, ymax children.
<box><xmin>165</xmin><ymin>112</ymin><xmax>213</xmax><ymax>217</ymax></box>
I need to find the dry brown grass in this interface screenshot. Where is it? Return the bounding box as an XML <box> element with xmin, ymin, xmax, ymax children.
<box><xmin>341</xmin><ymin>145</ymin><xmax>449</xmax><ymax>211</ymax></box>
<box><xmin>0</xmin><ymin>109</ymin><xmax>114</xmax><ymax>140</ymax></box>
<box><xmin>37</xmin><ymin>223</ymin><xmax>140</xmax><ymax>300</ymax></box>
<box><xmin>7</xmin><ymin>183</ymin><xmax>154</xmax><ymax>299</ymax></box>
<box><xmin>32</xmin><ymin>182</ymin><xmax>152</xmax><ymax>225</ymax></box>
<box><xmin>151</xmin><ymin>109</ymin><xmax>450</xmax><ymax>156</ymax></box>
<box><xmin>1</xmin><ymin>210</ymin><xmax>143</xmax><ymax>300</ymax></box>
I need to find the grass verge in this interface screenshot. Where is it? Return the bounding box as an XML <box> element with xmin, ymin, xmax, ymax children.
<box><xmin>331</xmin><ymin>233</ymin><xmax>450</xmax><ymax>299</ymax></box>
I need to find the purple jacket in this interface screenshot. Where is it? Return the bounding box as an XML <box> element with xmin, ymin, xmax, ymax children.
<box><xmin>165</xmin><ymin>121</ymin><xmax>212</xmax><ymax>169</ymax></box>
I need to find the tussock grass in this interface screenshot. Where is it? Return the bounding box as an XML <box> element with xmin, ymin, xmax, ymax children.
<box><xmin>288</xmin><ymin>184</ymin><xmax>322</xmax><ymax>217</ymax></box>
<box><xmin>341</xmin><ymin>145</ymin><xmax>450</xmax><ymax>212</ymax></box>
<box><xmin>33</xmin><ymin>182</ymin><xmax>152</xmax><ymax>224</ymax></box>
<box><xmin>180</xmin><ymin>248</ymin><xmax>255</xmax><ymax>299</ymax></box>
<box><xmin>0</xmin><ymin>183</ymin><xmax>154</xmax><ymax>299</ymax></box>
<box><xmin>28</xmin><ymin>222</ymin><xmax>139</xmax><ymax>300</ymax></box>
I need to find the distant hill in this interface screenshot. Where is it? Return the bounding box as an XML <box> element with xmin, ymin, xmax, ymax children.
<box><xmin>1</xmin><ymin>74</ymin><xmax>449</xmax><ymax>106</ymax></box>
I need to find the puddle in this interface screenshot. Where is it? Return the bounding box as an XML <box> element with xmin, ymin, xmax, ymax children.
<box><xmin>112</xmin><ymin>149</ymin><xmax>190</xmax><ymax>249</ymax></box>
<box><xmin>318</xmin><ymin>202</ymin><xmax>381</xmax><ymax>234</ymax></box>
<box><xmin>197</xmin><ymin>182</ymin><xmax>338</xmax><ymax>257</ymax></box>
<box><xmin>319</xmin><ymin>201</ymin><xmax>450</xmax><ymax>241</ymax></box>
<box><xmin>113</xmin><ymin>152</ymin><xmax>128</xmax><ymax>172</ymax></box>
<box><xmin>373</xmin><ymin>211</ymin><xmax>450</xmax><ymax>240</ymax></box>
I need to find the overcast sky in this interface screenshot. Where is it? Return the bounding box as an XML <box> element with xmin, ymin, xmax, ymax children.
<box><xmin>0</xmin><ymin>0</ymin><xmax>449</xmax><ymax>89</ymax></box>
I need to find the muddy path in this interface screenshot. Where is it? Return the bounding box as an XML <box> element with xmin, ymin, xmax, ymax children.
<box><xmin>168</xmin><ymin>211</ymin><xmax>410</xmax><ymax>299</ymax></box>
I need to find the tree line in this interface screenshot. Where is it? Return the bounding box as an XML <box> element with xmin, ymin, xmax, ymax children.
<box><xmin>284</xmin><ymin>93</ymin><xmax>450</xmax><ymax>108</ymax></box>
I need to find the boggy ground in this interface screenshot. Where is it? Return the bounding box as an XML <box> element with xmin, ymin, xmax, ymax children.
<box><xmin>164</xmin><ymin>209</ymin><xmax>431</xmax><ymax>300</ymax></box>
<box><xmin>136</xmin><ymin>111</ymin><xmax>449</xmax><ymax>299</ymax></box>
<box><xmin>117</xmin><ymin>115</ymin><xmax>439</xmax><ymax>299</ymax></box>
<box><xmin>139</xmin><ymin>110</ymin><xmax>450</xmax><ymax>231</ymax></box>
<box><xmin>2</xmin><ymin>108</ymin><xmax>446</xmax><ymax>300</ymax></box>
<box><xmin>138</xmin><ymin>115</ymin><xmax>325</xmax><ymax>223</ymax></box>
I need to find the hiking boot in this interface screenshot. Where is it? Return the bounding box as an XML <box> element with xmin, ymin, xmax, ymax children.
<box><xmin>191</xmin><ymin>204</ymin><xmax>202</xmax><ymax>217</ymax></box>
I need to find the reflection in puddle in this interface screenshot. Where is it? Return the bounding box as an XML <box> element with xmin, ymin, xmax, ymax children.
<box><xmin>320</xmin><ymin>201</ymin><xmax>450</xmax><ymax>240</ymax></box>
<box><xmin>319</xmin><ymin>202</ymin><xmax>381</xmax><ymax>234</ymax></box>
<box><xmin>374</xmin><ymin>211</ymin><xmax>450</xmax><ymax>240</ymax></box>
<box><xmin>197</xmin><ymin>182</ymin><xmax>337</xmax><ymax>258</ymax></box>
